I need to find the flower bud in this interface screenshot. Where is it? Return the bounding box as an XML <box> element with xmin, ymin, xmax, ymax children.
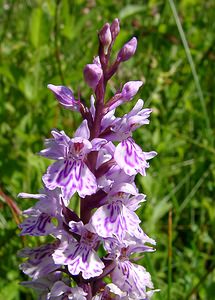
<box><xmin>99</xmin><ymin>23</ymin><xmax>112</xmax><ymax>55</ymax></box>
<box><xmin>117</xmin><ymin>37</ymin><xmax>137</xmax><ymax>62</ymax></box>
<box><xmin>110</xmin><ymin>18</ymin><xmax>120</xmax><ymax>41</ymax></box>
<box><xmin>83</xmin><ymin>64</ymin><xmax>103</xmax><ymax>90</ymax></box>
<box><xmin>47</xmin><ymin>84</ymin><xmax>80</xmax><ymax>111</ymax></box>
<box><xmin>107</xmin><ymin>81</ymin><xmax>143</xmax><ymax>111</ymax></box>
<box><xmin>121</xmin><ymin>81</ymin><xmax>143</xmax><ymax>100</ymax></box>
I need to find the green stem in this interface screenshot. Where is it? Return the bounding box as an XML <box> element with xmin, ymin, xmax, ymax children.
<box><xmin>168</xmin><ymin>0</ymin><xmax>213</xmax><ymax>145</ymax></box>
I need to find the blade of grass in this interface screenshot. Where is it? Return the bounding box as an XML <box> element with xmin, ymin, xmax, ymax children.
<box><xmin>168</xmin><ymin>209</ymin><xmax>172</xmax><ymax>300</ymax></box>
<box><xmin>165</xmin><ymin>127</ymin><xmax>215</xmax><ymax>155</ymax></box>
<box><xmin>168</xmin><ymin>0</ymin><xmax>213</xmax><ymax>145</ymax></box>
<box><xmin>0</xmin><ymin>187</ymin><xmax>21</xmax><ymax>225</ymax></box>
<box><xmin>179</xmin><ymin>168</ymin><xmax>210</xmax><ymax>213</ymax></box>
<box><xmin>185</xmin><ymin>262</ymin><xmax>215</xmax><ymax>300</ymax></box>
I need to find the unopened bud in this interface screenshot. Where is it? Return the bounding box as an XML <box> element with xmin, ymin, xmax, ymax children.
<box><xmin>83</xmin><ymin>64</ymin><xmax>103</xmax><ymax>90</ymax></box>
<box><xmin>110</xmin><ymin>18</ymin><xmax>120</xmax><ymax>41</ymax></box>
<box><xmin>121</xmin><ymin>81</ymin><xmax>143</xmax><ymax>100</ymax></box>
<box><xmin>117</xmin><ymin>37</ymin><xmax>137</xmax><ymax>62</ymax></box>
<box><xmin>99</xmin><ymin>23</ymin><xmax>112</xmax><ymax>55</ymax></box>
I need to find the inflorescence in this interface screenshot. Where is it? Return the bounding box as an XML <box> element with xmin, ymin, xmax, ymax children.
<box><xmin>18</xmin><ymin>19</ymin><xmax>159</xmax><ymax>300</ymax></box>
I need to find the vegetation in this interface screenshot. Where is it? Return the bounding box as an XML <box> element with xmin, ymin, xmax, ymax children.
<box><xmin>0</xmin><ymin>0</ymin><xmax>214</xmax><ymax>299</ymax></box>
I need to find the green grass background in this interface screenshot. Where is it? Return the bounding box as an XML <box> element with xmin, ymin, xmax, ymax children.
<box><xmin>0</xmin><ymin>0</ymin><xmax>214</xmax><ymax>299</ymax></box>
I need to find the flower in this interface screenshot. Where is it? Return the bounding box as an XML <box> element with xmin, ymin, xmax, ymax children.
<box><xmin>90</xmin><ymin>183</ymin><xmax>151</xmax><ymax>244</ymax></box>
<box><xmin>114</xmin><ymin>137</ymin><xmax>157</xmax><ymax>176</ymax></box>
<box><xmin>47</xmin><ymin>84</ymin><xmax>80</xmax><ymax>111</ymax></box>
<box><xmin>84</xmin><ymin>63</ymin><xmax>103</xmax><ymax>90</ymax></box>
<box><xmin>21</xmin><ymin>272</ymin><xmax>62</xmax><ymax>300</ymax></box>
<box><xmin>111</xmin><ymin>246</ymin><xmax>155</xmax><ymax>298</ymax></box>
<box><xmin>99</xmin><ymin>23</ymin><xmax>112</xmax><ymax>55</ymax></box>
<box><xmin>19</xmin><ymin>242</ymin><xmax>61</xmax><ymax>280</ymax></box>
<box><xmin>110</xmin><ymin>19</ymin><xmax>120</xmax><ymax>41</ymax></box>
<box><xmin>18</xmin><ymin>19</ymin><xmax>158</xmax><ymax>299</ymax></box>
<box><xmin>106</xmin><ymin>81</ymin><xmax>143</xmax><ymax>111</ymax></box>
<box><xmin>40</xmin><ymin>120</ymin><xmax>106</xmax><ymax>201</ymax></box>
<box><xmin>18</xmin><ymin>188</ymin><xmax>63</xmax><ymax>236</ymax></box>
<box><xmin>52</xmin><ymin>222</ymin><xmax>105</xmax><ymax>279</ymax></box>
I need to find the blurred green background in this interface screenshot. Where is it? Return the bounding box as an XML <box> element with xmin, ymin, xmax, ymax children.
<box><xmin>0</xmin><ymin>0</ymin><xmax>214</xmax><ymax>299</ymax></box>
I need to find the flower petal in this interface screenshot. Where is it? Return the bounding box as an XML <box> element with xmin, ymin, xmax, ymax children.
<box><xmin>42</xmin><ymin>160</ymin><xmax>66</xmax><ymax>190</ymax></box>
<box><xmin>114</xmin><ymin>138</ymin><xmax>156</xmax><ymax>176</ymax></box>
<box><xmin>74</xmin><ymin>119</ymin><xmax>90</xmax><ymax>139</ymax></box>
<box><xmin>53</xmin><ymin>242</ymin><xmax>104</xmax><ymax>280</ymax></box>
<box><xmin>19</xmin><ymin>213</ymin><xmax>55</xmax><ymax>236</ymax></box>
<box><xmin>47</xmin><ymin>84</ymin><xmax>80</xmax><ymax>111</ymax></box>
<box><xmin>112</xmin><ymin>260</ymin><xmax>153</xmax><ymax>298</ymax></box>
<box><xmin>62</xmin><ymin>161</ymin><xmax>97</xmax><ymax>200</ymax></box>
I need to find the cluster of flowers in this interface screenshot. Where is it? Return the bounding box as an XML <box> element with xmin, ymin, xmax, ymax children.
<box><xmin>18</xmin><ymin>19</ymin><xmax>158</xmax><ymax>300</ymax></box>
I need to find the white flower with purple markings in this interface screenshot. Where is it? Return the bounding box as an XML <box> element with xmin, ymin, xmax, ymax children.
<box><xmin>40</xmin><ymin>120</ymin><xmax>106</xmax><ymax>201</ymax></box>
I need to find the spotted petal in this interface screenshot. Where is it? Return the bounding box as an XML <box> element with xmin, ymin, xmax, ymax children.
<box><xmin>91</xmin><ymin>201</ymin><xmax>143</xmax><ymax>244</ymax></box>
<box><xmin>43</xmin><ymin>160</ymin><xmax>97</xmax><ymax>201</ymax></box>
<box><xmin>62</xmin><ymin>161</ymin><xmax>97</xmax><ymax>200</ymax></box>
<box><xmin>112</xmin><ymin>260</ymin><xmax>153</xmax><ymax>298</ymax></box>
<box><xmin>19</xmin><ymin>212</ymin><xmax>55</xmax><ymax>236</ymax></box>
<box><xmin>39</xmin><ymin>129</ymin><xmax>69</xmax><ymax>160</ymax></box>
<box><xmin>114</xmin><ymin>138</ymin><xmax>157</xmax><ymax>176</ymax></box>
<box><xmin>42</xmin><ymin>160</ymin><xmax>66</xmax><ymax>190</ymax></box>
<box><xmin>53</xmin><ymin>242</ymin><xmax>104</xmax><ymax>279</ymax></box>
<box><xmin>19</xmin><ymin>243</ymin><xmax>60</xmax><ymax>280</ymax></box>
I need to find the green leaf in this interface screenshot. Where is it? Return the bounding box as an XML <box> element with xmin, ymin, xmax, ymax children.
<box><xmin>29</xmin><ymin>8</ymin><xmax>42</xmax><ymax>48</ymax></box>
<box><xmin>119</xmin><ymin>5</ymin><xmax>146</xmax><ymax>19</ymax></box>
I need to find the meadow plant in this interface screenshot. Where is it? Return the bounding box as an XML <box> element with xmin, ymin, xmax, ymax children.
<box><xmin>18</xmin><ymin>19</ymin><xmax>158</xmax><ymax>299</ymax></box>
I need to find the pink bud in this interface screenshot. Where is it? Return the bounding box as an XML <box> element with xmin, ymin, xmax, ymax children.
<box><xmin>83</xmin><ymin>64</ymin><xmax>103</xmax><ymax>90</ymax></box>
<box><xmin>117</xmin><ymin>37</ymin><xmax>137</xmax><ymax>62</ymax></box>
<box><xmin>110</xmin><ymin>18</ymin><xmax>120</xmax><ymax>41</ymax></box>
<box><xmin>99</xmin><ymin>23</ymin><xmax>112</xmax><ymax>55</ymax></box>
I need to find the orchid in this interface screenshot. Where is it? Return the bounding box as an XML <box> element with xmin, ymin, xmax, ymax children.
<box><xmin>18</xmin><ymin>19</ymin><xmax>158</xmax><ymax>299</ymax></box>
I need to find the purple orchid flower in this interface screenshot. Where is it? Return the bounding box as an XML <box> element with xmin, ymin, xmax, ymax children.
<box><xmin>110</xmin><ymin>246</ymin><xmax>155</xmax><ymax>299</ymax></box>
<box><xmin>47</xmin><ymin>84</ymin><xmax>80</xmax><ymax>111</ymax></box>
<box><xmin>106</xmin><ymin>81</ymin><xmax>143</xmax><ymax>112</ymax></box>
<box><xmin>19</xmin><ymin>242</ymin><xmax>61</xmax><ymax>280</ymax></box>
<box><xmin>90</xmin><ymin>183</ymin><xmax>149</xmax><ymax>244</ymax></box>
<box><xmin>18</xmin><ymin>19</ymin><xmax>158</xmax><ymax>299</ymax></box>
<box><xmin>18</xmin><ymin>188</ymin><xmax>63</xmax><ymax>236</ymax></box>
<box><xmin>40</xmin><ymin>120</ymin><xmax>106</xmax><ymax>201</ymax></box>
<box><xmin>21</xmin><ymin>272</ymin><xmax>63</xmax><ymax>300</ymax></box>
<box><xmin>114</xmin><ymin>137</ymin><xmax>157</xmax><ymax>176</ymax></box>
<box><xmin>53</xmin><ymin>222</ymin><xmax>105</xmax><ymax>279</ymax></box>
